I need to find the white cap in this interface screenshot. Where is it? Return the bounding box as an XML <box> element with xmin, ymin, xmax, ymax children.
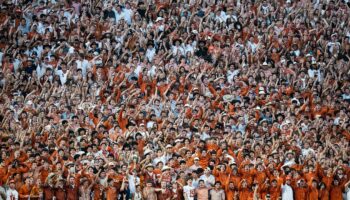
<box><xmin>155</xmin><ymin>17</ymin><xmax>164</xmax><ymax>22</ymax></box>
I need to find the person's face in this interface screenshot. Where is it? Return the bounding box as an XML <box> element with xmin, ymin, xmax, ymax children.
<box><xmin>161</xmin><ymin>181</ymin><xmax>166</xmax><ymax>188</ymax></box>
<box><xmin>187</xmin><ymin>179</ymin><xmax>192</xmax><ymax>185</ymax></box>
<box><xmin>25</xmin><ymin>178</ymin><xmax>31</xmax><ymax>185</ymax></box>
<box><xmin>199</xmin><ymin>181</ymin><xmax>205</xmax><ymax>187</ymax></box>
<box><xmin>9</xmin><ymin>182</ymin><xmax>15</xmax><ymax>189</ymax></box>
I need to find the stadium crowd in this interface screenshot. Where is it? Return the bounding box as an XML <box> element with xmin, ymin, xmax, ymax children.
<box><xmin>0</xmin><ymin>0</ymin><xmax>350</xmax><ymax>199</ymax></box>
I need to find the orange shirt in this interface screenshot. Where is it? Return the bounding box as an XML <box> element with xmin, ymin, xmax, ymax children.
<box><xmin>269</xmin><ymin>185</ymin><xmax>281</xmax><ymax>200</ymax></box>
<box><xmin>319</xmin><ymin>189</ymin><xmax>329</xmax><ymax>200</ymax></box>
<box><xmin>106</xmin><ymin>186</ymin><xmax>118</xmax><ymax>200</ymax></box>
<box><xmin>308</xmin><ymin>186</ymin><xmax>318</xmax><ymax>200</ymax></box>
<box><xmin>18</xmin><ymin>184</ymin><xmax>30</xmax><ymax>200</ymax></box>
<box><xmin>238</xmin><ymin>187</ymin><xmax>253</xmax><ymax>200</ymax></box>
<box><xmin>225</xmin><ymin>188</ymin><xmax>236</xmax><ymax>200</ymax></box>
<box><xmin>293</xmin><ymin>186</ymin><xmax>308</xmax><ymax>200</ymax></box>
<box><xmin>254</xmin><ymin>170</ymin><xmax>267</xmax><ymax>185</ymax></box>
<box><xmin>118</xmin><ymin>109</ymin><xmax>128</xmax><ymax>132</ymax></box>
<box><xmin>329</xmin><ymin>185</ymin><xmax>343</xmax><ymax>200</ymax></box>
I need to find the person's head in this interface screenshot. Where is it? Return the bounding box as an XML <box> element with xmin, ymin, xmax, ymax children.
<box><xmin>9</xmin><ymin>180</ymin><xmax>15</xmax><ymax>189</ymax></box>
<box><xmin>199</xmin><ymin>180</ymin><xmax>205</xmax><ymax>188</ymax></box>
<box><xmin>215</xmin><ymin>181</ymin><xmax>221</xmax><ymax>189</ymax></box>
<box><xmin>333</xmin><ymin>179</ymin><xmax>339</xmax><ymax>186</ymax></box>
<box><xmin>161</xmin><ymin>181</ymin><xmax>167</xmax><ymax>189</ymax></box>
<box><xmin>286</xmin><ymin>177</ymin><xmax>292</xmax><ymax>185</ymax></box>
<box><xmin>186</xmin><ymin>178</ymin><xmax>192</xmax><ymax>186</ymax></box>
<box><xmin>69</xmin><ymin>176</ymin><xmax>75</xmax><ymax>185</ymax></box>
<box><xmin>25</xmin><ymin>177</ymin><xmax>32</xmax><ymax>185</ymax></box>
<box><xmin>204</xmin><ymin>167</ymin><xmax>211</xmax><ymax>175</ymax></box>
<box><xmin>271</xmin><ymin>179</ymin><xmax>277</xmax><ymax>187</ymax></box>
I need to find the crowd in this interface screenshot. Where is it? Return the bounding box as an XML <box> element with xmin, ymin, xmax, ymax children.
<box><xmin>0</xmin><ymin>0</ymin><xmax>350</xmax><ymax>199</ymax></box>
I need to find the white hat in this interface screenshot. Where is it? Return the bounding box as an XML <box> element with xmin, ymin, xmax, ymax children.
<box><xmin>223</xmin><ymin>95</ymin><xmax>234</xmax><ymax>102</ymax></box>
<box><xmin>175</xmin><ymin>139</ymin><xmax>182</xmax><ymax>143</ymax></box>
<box><xmin>162</xmin><ymin>166</ymin><xmax>171</xmax><ymax>172</ymax></box>
<box><xmin>229</xmin><ymin>161</ymin><xmax>237</xmax><ymax>166</ymax></box>
<box><xmin>95</xmin><ymin>59</ymin><xmax>102</xmax><ymax>65</ymax></box>
<box><xmin>81</xmin><ymin>160</ymin><xmax>90</xmax><ymax>165</ymax></box>
<box><xmin>144</xmin><ymin>149</ymin><xmax>153</xmax><ymax>156</ymax></box>
<box><xmin>259</xmin><ymin>90</ymin><xmax>266</xmax><ymax>95</ymax></box>
<box><xmin>166</xmin><ymin>144</ymin><xmax>172</xmax><ymax>148</ymax></box>
<box><xmin>155</xmin><ymin>17</ymin><xmax>164</xmax><ymax>22</ymax></box>
<box><xmin>145</xmin><ymin>163</ymin><xmax>154</xmax><ymax>169</ymax></box>
<box><xmin>262</xmin><ymin>62</ymin><xmax>268</xmax><ymax>66</ymax></box>
<box><xmin>291</xmin><ymin>98</ymin><xmax>300</xmax><ymax>106</ymax></box>
<box><xmin>259</xmin><ymin>119</ymin><xmax>267</xmax><ymax>124</ymax></box>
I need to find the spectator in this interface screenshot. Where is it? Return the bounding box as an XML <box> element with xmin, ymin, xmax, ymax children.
<box><xmin>209</xmin><ymin>181</ymin><xmax>225</xmax><ymax>200</ymax></box>
<box><xmin>183</xmin><ymin>179</ymin><xmax>195</xmax><ymax>200</ymax></box>
<box><xmin>195</xmin><ymin>179</ymin><xmax>209</xmax><ymax>200</ymax></box>
<box><xmin>5</xmin><ymin>180</ymin><xmax>18</xmax><ymax>200</ymax></box>
<box><xmin>0</xmin><ymin>0</ymin><xmax>349</xmax><ymax>199</ymax></box>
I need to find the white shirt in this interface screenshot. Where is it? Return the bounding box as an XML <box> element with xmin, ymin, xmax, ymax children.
<box><xmin>36</xmin><ymin>64</ymin><xmax>46</xmax><ymax>78</ymax></box>
<box><xmin>185</xmin><ymin>41</ymin><xmax>197</xmax><ymax>54</ymax></box>
<box><xmin>113</xmin><ymin>9</ymin><xmax>125</xmax><ymax>23</ymax></box>
<box><xmin>0</xmin><ymin>52</ymin><xmax>3</xmax><ymax>63</ymax></box>
<box><xmin>281</xmin><ymin>184</ymin><xmax>294</xmax><ymax>200</ymax></box>
<box><xmin>183</xmin><ymin>185</ymin><xmax>195</xmax><ymax>200</ymax></box>
<box><xmin>6</xmin><ymin>188</ymin><xmax>18</xmax><ymax>200</ymax></box>
<box><xmin>247</xmin><ymin>41</ymin><xmax>258</xmax><ymax>53</ymax></box>
<box><xmin>172</xmin><ymin>45</ymin><xmax>185</xmax><ymax>56</ymax></box>
<box><xmin>134</xmin><ymin>192</ymin><xmax>143</xmax><ymax>200</ymax></box>
<box><xmin>55</xmin><ymin>69</ymin><xmax>69</xmax><ymax>85</ymax></box>
<box><xmin>123</xmin><ymin>8</ymin><xmax>133</xmax><ymax>24</ymax></box>
<box><xmin>200</xmin><ymin>132</ymin><xmax>210</xmax><ymax>141</ymax></box>
<box><xmin>146</xmin><ymin>48</ymin><xmax>156</xmax><ymax>62</ymax></box>
<box><xmin>146</xmin><ymin>121</ymin><xmax>155</xmax><ymax>129</ymax></box>
<box><xmin>128</xmin><ymin>175</ymin><xmax>140</xmax><ymax>194</ymax></box>
<box><xmin>199</xmin><ymin>174</ymin><xmax>215</xmax><ymax>187</ymax></box>
<box><xmin>153</xmin><ymin>156</ymin><xmax>166</xmax><ymax>166</ymax></box>
<box><xmin>302</xmin><ymin>148</ymin><xmax>315</xmax><ymax>157</ymax></box>
<box><xmin>0</xmin><ymin>186</ymin><xmax>5</xmax><ymax>200</ymax></box>
<box><xmin>345</xmin><ymin>186</ymin><xmax>350</xmax><ymax>200</ymax></box>
<box><xmin>37</xmin><ymin>22</ymin><xmax>46</xmax><ymax>34</ymax></box>
<box><xmin>227</xmin><ymin>69</ymin><xmax>240</xmax><ymax>83</ymax></box>
<box><xmin>76</xmin><ymin>59</ymin><xmax>91</xmax><ymax>77</ymax></box>
<box><xmin>342</xmin><ymin>93</ymin><xmax>350</xmax><ymax>100</ymax></box>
